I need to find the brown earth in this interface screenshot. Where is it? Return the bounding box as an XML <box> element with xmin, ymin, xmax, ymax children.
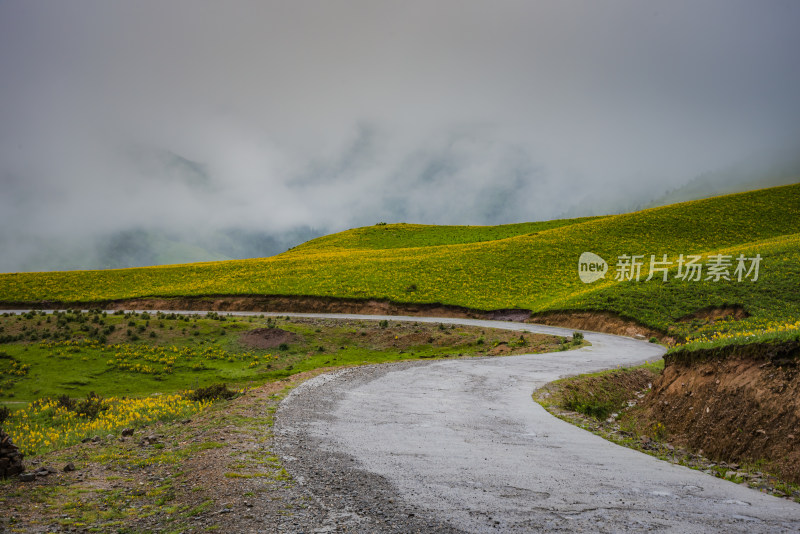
<box><xmin>529</xmin><ymin>310</ymin><xmax>674</xmax><ymax>344</ymax></box>
<box><xmin>678</xmin><ymin>305</ymin><xmax>750</xmax><ymax>323</ymax></box>
<box><xmin>239</xmin><ymin>327</ymin><xmax>299</xmax><ymax>349</ymax></box>
<box><xmin>635</xmin><ymin>341</ymin><xmax>800</xmax><ymax>483</ymax></box>
<box><xmin>2</xmin><ymin>295</ymin><xmax>659</xmax><ymax>338</ymax></box>
<box><xmin>535</xmin><ymin>364</ymin><xmax>800</xmax><ymax>501</ymax></box>
<box><xmin>4</xmin><ymin>295</ymin><xmax>514</xmax><ymax>320</ymax></box>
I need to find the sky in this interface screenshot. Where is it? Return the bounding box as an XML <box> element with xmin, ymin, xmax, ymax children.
<box><xmin>1</xmin><ymin>1</ymin><xmax>799</xmax><ymax>271</ymax></box>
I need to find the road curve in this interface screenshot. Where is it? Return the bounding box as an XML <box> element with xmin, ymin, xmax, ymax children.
<box><xmin>274</xmin><ymin>314</ymin><xmax>800</xmax><ymax>533</ymax></box>
<box><xmin>7</xmin><ymin>309</ymin><xmax>800</xmax><ymax>531</ymax></box>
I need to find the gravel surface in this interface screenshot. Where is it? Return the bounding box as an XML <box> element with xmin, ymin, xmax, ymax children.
<box><xmin>275</xmin><ymin>316</ymin><xmax>800</xmax><ymax>533</ymax></box>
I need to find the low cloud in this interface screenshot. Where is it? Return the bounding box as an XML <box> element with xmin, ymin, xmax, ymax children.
<box><xmin>1</xmin><ymin>1</ymin><xmax>799</xmax><ymax>271</ymax></box>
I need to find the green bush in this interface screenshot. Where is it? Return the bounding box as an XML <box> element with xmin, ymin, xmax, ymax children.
<box><xmin>76</xmin><ymin>392</ymin><xmax>107</xmax><ymax>419</ymax></box>
<box><xmin>188</xmin><ymin>383</ymin><xmax>237</xmax><ymax>402</ymax></box>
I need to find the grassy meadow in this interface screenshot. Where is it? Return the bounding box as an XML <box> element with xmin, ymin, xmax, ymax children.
<box><xmin>0</xmin><ymin>309</ymin><xmax>572</xmax><ymax>456</ymax></box>
<box><xmin>1</xmin><ymin>182</ymin><xmax>799</xmax><ymax>459</ymax></box>
<box><xmin>1</xmin><ymin>183</ymin><xmax>798</xmax><ymax>341</ymax></box>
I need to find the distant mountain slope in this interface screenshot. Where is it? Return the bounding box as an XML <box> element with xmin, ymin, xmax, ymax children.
<box><xmin>291</xmin><ymin>217</ymin><xmax>604</xmax><ymax>252</ymax></box>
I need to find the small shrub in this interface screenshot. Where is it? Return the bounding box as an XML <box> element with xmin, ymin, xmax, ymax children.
<box><xmin>189</xmin><ymin>383</ymin><xmax>236</xmax><ymax>402</ymax></box>
<box><xmin>278</xmin><ymin>343</ymin><xmax>289</xmax><ymax>351</ymax></box>
<box><xmin>56</xmin><ymin>394</ymin><xmax>76</xmax><ymax>410</ymax></box>
<box><xmin>0</xmin><ymin>405</ymin><xmax>10</xmax><ymax>424</ymax></box>
<box><xmin>652</xmin><ymin>421</ymin><xmax>668</xmax><ymax>440</ymax></box>
<box><xmin>76</xmin><ymin>392</ymin><xmax>107</xmax><ymax>419</ymax></box>
<box><xmin>649</xmin><ymin>337</ymin><xmax>658</xmax><ymax>343</ymax></box>
<box><xmin>379</xmin><ymin>320</ymin><xmax>389</xmax><ymax>329</ymax></box>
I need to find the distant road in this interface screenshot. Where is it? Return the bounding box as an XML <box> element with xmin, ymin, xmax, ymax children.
<box><xmin>7</xmin><ymin>309</ymin><xmax>800</xmax><ymax>531</ymax></box>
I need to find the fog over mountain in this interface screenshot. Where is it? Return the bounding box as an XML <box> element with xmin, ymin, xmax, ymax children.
<box><xmin>1</xmin><ymin>1</ymin><xmax>799</xmax><ymax>272</ymax></box>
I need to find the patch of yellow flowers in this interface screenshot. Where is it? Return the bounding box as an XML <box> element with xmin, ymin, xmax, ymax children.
<box><xmin>676</xmin><ymin>319</ymin><xmax>800</xmax><ymax>348</ymax></box>
<box><xmin>4</xmin><ymin>393</ymin><xmax>211</xmax><ymax>456</ymax></box>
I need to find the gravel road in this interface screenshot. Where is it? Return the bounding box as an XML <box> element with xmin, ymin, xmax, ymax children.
<box><xmin>275</xmin><ymin>314</ymin><xmax>800</xmax><ymax>533</ymax></box>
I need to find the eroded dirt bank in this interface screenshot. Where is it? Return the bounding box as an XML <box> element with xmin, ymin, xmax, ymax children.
<box><xmin>638</xmin><ymin>341</ymin><xmax>800</xmax><ymax>483</ymax></box>
<box><xmin>1</xmin><ymin>294</ymin><xmax>680</xmax><ymax>340</ymax></box>
<box><xmin>529</xmin><ymin>310</ymin><xmax>673</xmax><ymax>343</ymax></box>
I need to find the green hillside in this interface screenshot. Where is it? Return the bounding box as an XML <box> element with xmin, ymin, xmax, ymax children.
<box><xmin>1</xmin><ymin>183</ymin><xmax>799</xmax><ymax>339</ymax></box>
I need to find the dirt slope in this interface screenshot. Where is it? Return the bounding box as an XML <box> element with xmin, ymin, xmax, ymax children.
<box><xmin>637</xmin><ymin>341</ymin><xmax>800</xmax><ymax>483</ymax></box>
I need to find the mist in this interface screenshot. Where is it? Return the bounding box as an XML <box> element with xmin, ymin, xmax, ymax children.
<box><xmin>1</xmin><ymin>1</ymin><xmax>799</xmax><ymax>272</ymax></box>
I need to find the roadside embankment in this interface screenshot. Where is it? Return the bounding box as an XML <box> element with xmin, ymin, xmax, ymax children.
<box><xmin>1</xmin><ymin>294</ymin><xmax>675</xmax><ymax>340</ymax></box>
<box><xmin>637</xmin><ymin>341</ymin><xmax>800</xmax><ymax>483</ymax></box>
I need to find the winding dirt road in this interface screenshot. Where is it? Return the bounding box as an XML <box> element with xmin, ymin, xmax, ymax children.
<box><xmin>275</xmin><ymin>314</ymin><xmax>800</xmax><ymax>533</ymax></box>
<box><xmin>10</xmin><ymin>309</ymin><xmax>800</xmax><ymax>531</ymax></box>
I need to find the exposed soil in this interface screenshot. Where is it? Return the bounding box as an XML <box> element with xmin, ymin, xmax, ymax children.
<box><xmin>2</xmin><ymin>294</ymin><xmax>656</xmax><ymax>339</ymax></box>
<box><xmin>239</xmin><ymin>327</ymin><xmax>299</xmax><ymax>349</ymax></box>
<box><xmin>678</xmin><ymin>305</ymin><xmax>750</xmax><ymax>323</ymax></box>
<box><xmin>634</xmin><ymin>341</ymin><xmax>800</xmax><ymax>484</ymax></box>
<box><xmin>535</xmin><ymin>361</ymin><xmax>800</xmax><ymax>501</ymax></box>
<box><xmin>528</xmin><ymin>310</ymin><xmax>674</xmax><ymax>344</ymax></box>
<box><xmin>2</xmin><ymin>295</ymin><xmax>520</xmax><ymax>321</ymax></box>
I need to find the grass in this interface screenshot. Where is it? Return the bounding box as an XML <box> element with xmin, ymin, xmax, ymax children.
<box><xmin>0</xmin><ymin>310</ymin><xmax>572</xmax><ymax>456</ymax></box>
<box><xmin>535</xmin><ymin>361</ymin><xmax>664</xmax><ymax>421</ymax></box>
<box><xmin>671</xmin><ymin>318</ymin><xmax>800</xmax><ymax>351</ymax></box>
<box><xmin>0</xmin><ymin>380</ymin><xmax>293</xmax><ymax>533</ymax></box>
<box><xmin>0</xmin><ymin>310</ymin><xmax>567</xmax><ymax>404</ymax></box>
<box><xmin>1</xmin><ymin>183</ymin><xmax>798</xmax><ymax>340</ymax></box>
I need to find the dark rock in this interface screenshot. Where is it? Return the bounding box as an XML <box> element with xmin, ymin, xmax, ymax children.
<box><xmin>0</xmin><ymin>429</ymin><xmax>25</xmax><ymax>478</ymax></box>
<box><xmin>34</xmin><ymin>467</ymin><xmax>50</xmax><ymax>477</ymax></box>
<box><xmin>121</xmin><ymin>428</ymin><xmax>134</xmax><ymax>437</ymax></box>
<box><xmin>63</xmin><ymin>463</ymin><xmax>76</xmax><ymax>472</ymax></box>
<box><xmin>18</xmin><ymin>472</ymin><xmax>36</xmax><ymax>482</ymax></box>
<box><xmin>139</xmin><ymin>435</ymin><xmax>159</xmax><ymax>446</ymax></box>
